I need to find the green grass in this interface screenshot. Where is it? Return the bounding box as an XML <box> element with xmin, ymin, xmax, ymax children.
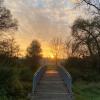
<box><xmin>73</xmin><ymin>81</ymin><xmax>100</xmax><ymax>100</ymax></box>
<box><xmin>0</xmin><ymin>97</ymin><xmax>27</xmax><ymax>100</ymax></box>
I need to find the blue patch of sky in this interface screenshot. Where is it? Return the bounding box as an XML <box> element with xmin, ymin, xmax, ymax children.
<box><xmin>32</xmin><ymin>0</ymin><xmax>47</xmax><ymax>8</ymax></box>
<box><xmin>31</xmin><ymin>0</ymin><xmax>74</xmax><ymax>9</ymax></box>
<box><xmin>65</xmin><ymin>0</ymin><xmax>75</xmax><ymax>9</ymax></box>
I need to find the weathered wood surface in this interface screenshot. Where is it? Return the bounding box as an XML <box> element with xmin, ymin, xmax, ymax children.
<box><xmin>32</xmin><ymin>67</ymin><xmax>72</xmax><ymax>100</ymax></box>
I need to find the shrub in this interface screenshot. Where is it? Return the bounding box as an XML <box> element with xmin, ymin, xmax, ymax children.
<box><xmin>64</xmin><ymin>57</ymin><xmax>100</xmax><ymax>82</ymax></box>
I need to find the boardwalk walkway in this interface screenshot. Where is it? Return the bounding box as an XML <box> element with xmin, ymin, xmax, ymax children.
<box><xmin>32</xmin><ymin>66</ymin><xmax>72</xmax><ymax>100</ymax></box>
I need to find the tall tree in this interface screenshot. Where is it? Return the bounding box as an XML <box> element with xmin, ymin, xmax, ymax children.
<box><xmin>0</xmin><ymin>7</ymin><xmax>18</xmax><ymax>32</ymax></box>
<box><xmin>71</xmin><ymin>17</ymin><xmax>100</xmax><ymax>70</ymax></box>
<box><xmin>72</xmin><ymin>17</ymin><xmax>100</xmax><ymax>57</ymax></box>
<box><xmin>0</xmin><ymin>1</ymin><xmax>22</xmax><ymax>99</ymax></box>
<box><xmin>26</xmin><ymin>40</ymin><xmax>42</xmax><ymax>71</ymax></box>
<box><xmin>0</xmin><ymin>0</ymin><xmax>18</xmax><ymax>64</ymax></box>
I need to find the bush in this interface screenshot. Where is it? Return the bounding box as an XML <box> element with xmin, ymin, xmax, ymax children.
<box><xmin>73</xmin><ymin>81</ymin><xmax>100</xmax><ymax>100</ymax></box>
<box><xmin>19</xmin><ymin>67</ymin><xmax>33</xmax><ymax>95</ymax></box>
<box><xmin>64</xmin><ymin>57</ymin><xmax>100</xmax><ymax>82</ymax></box>
<box><xmin>0</xmin><ymin>56</ymin><xmax>39</xmax><ymax>99</ymax></box>
<box><xmin>0</xmin><ymin>66</ymin><xmax>24</xmax><ymax>99</ymax></box>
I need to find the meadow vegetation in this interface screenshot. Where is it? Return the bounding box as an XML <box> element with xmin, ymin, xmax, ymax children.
<box><xmin>64</xmin><ymin>1</ymin><xmax>100</xmax><ymax>99</ymax></box>
<box><xmin>0</xmin><ymin>1</ymin><xmax>42</xmax><ymax>99</ymax></box>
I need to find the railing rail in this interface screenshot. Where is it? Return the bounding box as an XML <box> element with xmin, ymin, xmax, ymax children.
<box><xmin>32</xmin><ymin>66</ymin><xmax>46</xmax><ymax>94</ymax></box>
<box><xmin>58</xmin><ymin>65</ymin><xmax>72</xmax><ymax>95</ymax></box>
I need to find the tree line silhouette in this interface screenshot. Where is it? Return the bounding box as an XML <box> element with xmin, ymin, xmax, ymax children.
<box><xmin>0</xmin><ymin>1</ymin><xmax>42</xmax><ymax>99</ymax></box>
<box><xmin>64</xmin><ymin>0</ymin><xmax>100</xmax><ymax>81</ymax></box>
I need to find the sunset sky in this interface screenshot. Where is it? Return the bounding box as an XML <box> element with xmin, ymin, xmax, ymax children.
<box><xmin>4</xmin><ymin>0</ymin><xmax>87</xmax><ymax>57</ymax></box>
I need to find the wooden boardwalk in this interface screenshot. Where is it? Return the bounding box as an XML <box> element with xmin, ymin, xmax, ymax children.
<box><xmin>32</xmin><ymin>67</ymin><xmax>72</xmax><ymax>100</ymax></box>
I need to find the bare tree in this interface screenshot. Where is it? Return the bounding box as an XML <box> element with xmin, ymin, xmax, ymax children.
<box><xmin>0</xmin><ymin>0</ymin><xmax>18</xmax><ymax>39</ymax></box>
<box><xmin>71</xmin><ymin>16</ymin><xmax>100</xmax><ymax>70</ymax></box>
<box><xmin>78</xmin><ymin>0</ymin><xmax>100</xmax><ymax>14</ymax></box>
<box><xmin>0</xmin><ymin>37</ymin><xmax>20</xmax><ymax>66</ymax></box>
<box><xmin>82</xmin><ymin>0</ymin><xmax>100</xmax><ymax>11</ymax></box>
<box><xmin>0</xmin><ymin>0</ymin><xmax>18</xmax><ymax>65</ymax></box>
<box><xmin>50</xmin><ymin>37</ymin><xmax>64</xmax><ymax>66</ymax></box>
<box><xmin>72</xmin><ymin>17</ymin><xmax>100</xmax><ymax>57</ymax></box>
<box><xmin>65</xmin><ymin>38</ymin><xmax>89</xmax><ymax>58</ymax></box>
<box><xmin>0</xmin><ymin>7</ymin><xmax>18</xmax><ymax>32</ymax></box>
<box><xmin>7</xmin><ymin>37</ymin><xmax>20</xmax><ymax>58</ymax></box>
<box><xmin>65</xmin><ymin>39</ymin><xmax>73</xmax><ymax>58</ymax></box>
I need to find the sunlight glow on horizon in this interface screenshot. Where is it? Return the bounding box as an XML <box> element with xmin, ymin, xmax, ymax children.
<box><xmin>42</xmin><ymin>50</ymin><xmax>55</xmax><ymax>58</ymax></box>
<box><xmin>4</xmin><ymin>0</ymin><xmax>86</xmax><ymax>58</ymax></box>
<box><xmin>17</xmin><ymin>39</ymin><xmax>55</xmax><ymax>58</ymax></box>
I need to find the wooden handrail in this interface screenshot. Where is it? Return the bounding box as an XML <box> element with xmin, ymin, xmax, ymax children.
<box><xmin>32</xmin><ymin>66</ymin><xmax>46</xmax><ymax>94</ymax></box>
<box><xmin>58</xmin><ymin>66</ymin><xmax>72</xmax><ymax>95</ymax></box>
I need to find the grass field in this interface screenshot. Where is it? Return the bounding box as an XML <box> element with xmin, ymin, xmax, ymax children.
<box><xmin>73</xmin><ymin>81</ymin><xmax>100</xmax><ymax>100</ymax></box>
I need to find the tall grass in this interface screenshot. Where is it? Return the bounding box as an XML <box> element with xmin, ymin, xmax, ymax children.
<box><xmin>73</xmin><ymin>81</ymin><xmax>100</xmax><ymax>100</ymax></box>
